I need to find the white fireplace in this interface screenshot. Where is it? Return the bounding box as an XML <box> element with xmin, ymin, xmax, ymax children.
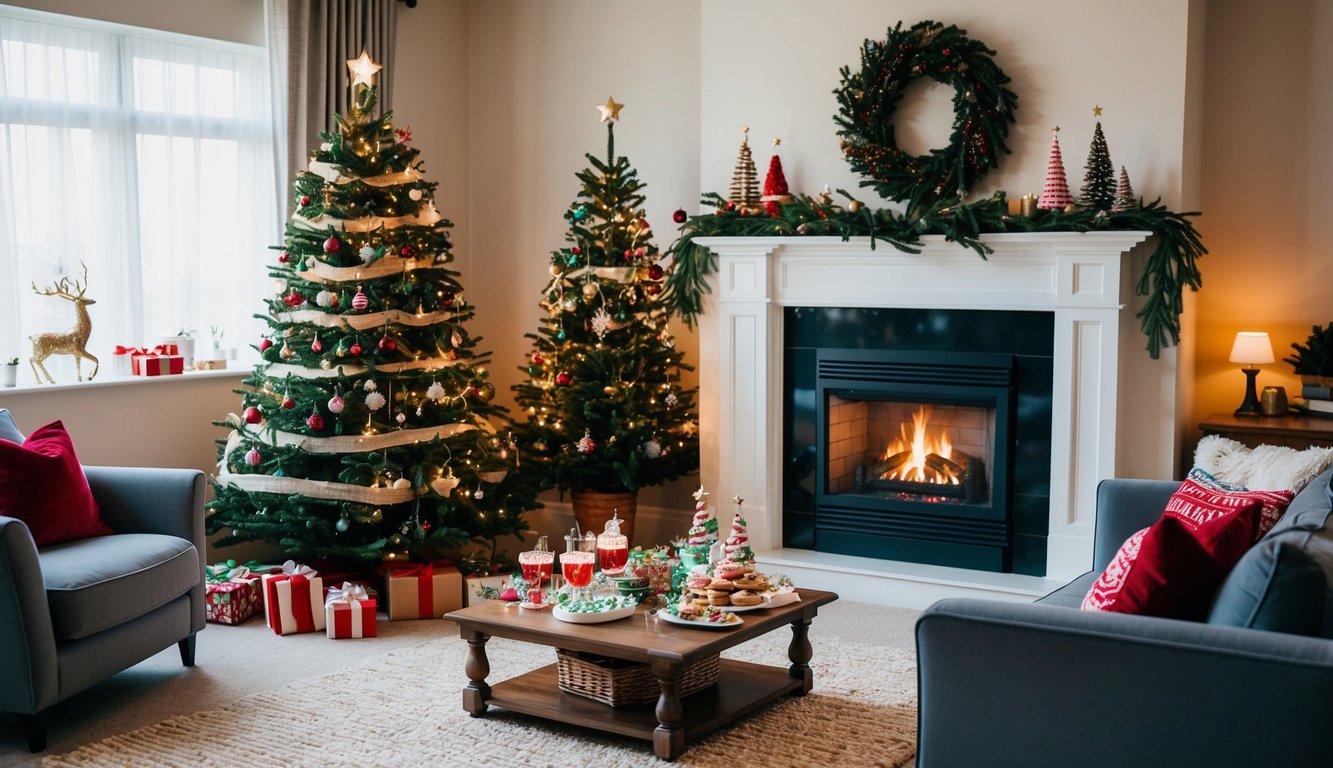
<box><xmin>695</xmin><ymin>232</ymin><xmax>1154</xmax><ymax>607</ymax></box>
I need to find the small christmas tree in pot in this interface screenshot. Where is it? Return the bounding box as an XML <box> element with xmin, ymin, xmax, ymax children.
<box><xmin>512</xmin><ymin>97</ymin><xmax>700</xmax><ymax>545</ymax></box>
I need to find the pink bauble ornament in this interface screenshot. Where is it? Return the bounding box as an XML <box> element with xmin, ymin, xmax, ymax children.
<box><xmin>242</xmin><ymin>406</ymin><xmax>262</xmax><ymax>424</ymax></box>
<box><xmin>352</xmin><ymin>288</ymin><xmax>369</xmax><ymax>311</ymax></box>
<box><xmin>311</xmin><ymin>338</ymin><xmax>323</xmax><ymax>353</ymax></box>
<box><xmin>244</xmin><ymin>447</ymin><xmax>261</xmax><ymax>466</ymax></box>
<box><xmin>395</xmin><ymin>412</ymin><xmax>406</xmax><ymax>424</ymax></box>
<box><xmin>259</xmin><ymin>338</ymin><xmax>273</xmax><ymax>352</ymax></box>
<box><xmin>328</xmin><ymin>395</ymin><xmax>346</xmax><ymax>414</ymax></box>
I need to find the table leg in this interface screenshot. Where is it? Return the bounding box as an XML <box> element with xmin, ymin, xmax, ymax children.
<box><xmin>788</xmin><ymin>617</ymin><xmax>814</xmax><ymax>695</ymax></box>
<box><xmin>650</xmin><ymin>657</ymin><xmax>686</xmax><ymax>760</ymax></box>
<box><xmin>463</xmin><ymin>630</ymin><xmax>492</xmax><ymax>716</ymax></box>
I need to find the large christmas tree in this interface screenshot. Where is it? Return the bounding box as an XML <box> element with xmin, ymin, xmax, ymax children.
<box><xmin>512</xmin><ymin>98</ymin><xmax>698</xmax><ymax>495</ymax></box>
<box><xmin>207</xmin><ymin>54</ymin><xmax>534</xmax><ymax>565</ymax></box>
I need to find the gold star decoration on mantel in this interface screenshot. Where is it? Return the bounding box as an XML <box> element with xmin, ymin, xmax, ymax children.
<box><xmin>772</xmin><ymin>137</ymin><xmax>782</xmax><ymax>146</ymax></box>
<box><xmin>346</xmin><ymin>49</ymin><xmax>382</xmax><ymax>88</ymax></box>
<box><xmin>596</xmin><ymin>96</ymin><xmax>624</xmax><ymax>123</ymax></box>
<box><xmin>1092</xmin><ymin>104</ymin><xmax>1103</xmax><ymax>117</ymax></box>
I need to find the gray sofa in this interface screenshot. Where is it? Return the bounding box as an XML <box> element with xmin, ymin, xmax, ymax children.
<box><xmin>0</xmin><ymin>409</ymin><xmax>206</xmax><ymax>751</ymax></box>
<box><xmin>917</xmin><ymin>468</ymin><xmax>1333</xmax><ymax>768</ymax></box>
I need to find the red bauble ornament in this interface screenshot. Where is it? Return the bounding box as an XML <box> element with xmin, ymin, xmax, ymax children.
<box><xmin>378</xmin><ymin>335</ymin><xmax>396</xmax><ymax>352</ymax></box>
<box><xmin>441</xmin><ymin>291</ymin><xmax>455</xmax><ymax>308</ymax></box>
<box><xmin>672</xmin><ymin>208</ymin><xmax>688</xmax><ymax>224</ymax></box>
<box><xmin>531</xmin><ymin>352</ymin><xmax>544</xmax><ymax>365</ymax></box>
<box><xmin>278</xmin><ymin>251</ymin><xmax>290</xmax><ymax>263</ymax></box>
<box><xmin>645</xmin><ymin>283</ymin><xmax>662</xmax><ymax>296</ymax></box>
<box><xmin>349</xmin><ymin>343</ymin><xmax>363</xmax><ymax>356</ymax></box>
<box><xmin>284</xmin><ymin>290</ymin><xmax>305</xmax><ymax>307</ymax></box>
<box><xmin>259</xmin><ymin>338</ymin><xmax>274</xmax><ymax>352</ymax></box>
<box><xmin>323</xmin><ymin>236</ymin><xmax>341</xmax><ymax>253</ymax></box>
<box><xmin>571</xmin><ymin>246</ymin><xmax>582</xmax><ymax>256</ymax></box>
<box><xmin>725</xmin><ymin>201</ymin><xmax>737</xmax><ymax>211</ymax></box>
<box><xmin>282</xmin><ymin>395</ymin><xmax>296</xmax><ymax>409</ymax></box>
<box><xmin>242</xmin><ymin>406</ymin><xmax>263</xmax><ymax>424</ymax></box>
<box><xmin>311</xmin><ymin>338</ymin><xmax>323</xmax><ymax>353</ymax></box>
<box><xmin>647</xmin><ymin>264</ymin><xmax>664</xmax><ymax>280</ymax></box>
<box><xmin>555</xmin><ymin>371</ymin><xmax>572</xmax><ymax>386</ymax></box>
<box><xmin>306</xmin><ymin>413</ymin><xmax>325</xmax><ymax>431</ymax></box>
<box><xmin>299</xmin><ymin>195</ymin><xmax>311</xmax><ymax>207</ymax></box>
<box><xmin>400</xmin><ymin>245</ymin><xmax>417</xmax><ymax>259</ymax></box>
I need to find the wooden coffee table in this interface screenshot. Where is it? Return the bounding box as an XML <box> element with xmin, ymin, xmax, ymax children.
<box><xmin>444</xmin><ymin>588</ymin><xmax>837</xmax><ymax>760</ymax></box>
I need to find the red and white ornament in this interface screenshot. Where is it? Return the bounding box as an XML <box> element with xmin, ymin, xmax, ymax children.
<box><xmin>352</xmin><ymin>287</ymin><xmax>369</xmax><ymax>311</ymax></box>
<box><xmin>327</xmin><ymin>395</ymin><xmax>345</xmax><ymax>414</ymax></box>
<box><xmin>244</xmin><ymin>447</ymin><xmax>262</xmax><ymax>466</ymax></box>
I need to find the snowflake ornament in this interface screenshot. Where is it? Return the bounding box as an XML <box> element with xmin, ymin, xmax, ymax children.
<box><xmin>363</xmin><ymin>379</ymin><xmax>378</xmax><ymax>392</ymax></box>
<box><xmin>643</xmin><ymin>439</ymin><xmax>662</xmax><ymax>459</ymax></box>
<box><xmin>365</xmin><ymin>391</ymin><xmax>386</xmax><ymax>411</ymax></box>
<box><xmin>426</xmin><ymin>381</ymin><xmax>446</xmax><ymax>401</ymax></box>
<box><xmin>665</xmin><ymin>391</ymin><xmax>679</xmax><ymax>407</ymax></box>
<box><xmin>315</xmin><ymin>290</ymin><xmax>336</xmax><ymax>308</ymax></box>
<box><xmin>358</xmin><ymin>245</ymin><xmax>377</xmax><ymax>263</ymax></box>
<box><xmin>590</xmin><ymin>307</ymin><xmax>613</xmax><ymax>341</ymax></box>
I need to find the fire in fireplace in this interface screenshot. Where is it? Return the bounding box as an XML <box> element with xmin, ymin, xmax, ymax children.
<box><xmin>853</xmin><ymin>403</ymin><xmax>987</xmax><ymax>503</ymax></box>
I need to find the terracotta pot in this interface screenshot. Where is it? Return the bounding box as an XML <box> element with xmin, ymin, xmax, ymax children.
<box><xmin>571</xmin><ymin>489</ymin><xmax>637</xmax><ymax>546</ymax></box>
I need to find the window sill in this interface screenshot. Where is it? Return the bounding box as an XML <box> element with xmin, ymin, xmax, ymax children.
<box><xmin>0</xmin><ymin>366</ymin><xmax>248</xmax><ymax>396</ymax></box>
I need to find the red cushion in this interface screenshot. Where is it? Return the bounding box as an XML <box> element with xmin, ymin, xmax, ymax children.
<box><xmin>1082</xmin><ymin>478</ymin><xmax>1265</xmax><ymax>618</ymax></box>
<box><xmin>0</xmin><ymin>420</ymin><xmax>111</xmax><ymax>546</ymax></box>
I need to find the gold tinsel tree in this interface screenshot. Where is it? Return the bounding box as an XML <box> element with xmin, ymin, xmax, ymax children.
<box><xmin>728</xmin><ymin>126</ymin><xmax>760</xmax><ymax>210</ymax></box>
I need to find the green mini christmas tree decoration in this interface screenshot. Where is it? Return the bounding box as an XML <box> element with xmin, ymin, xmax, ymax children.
<box><xmin>207</xmin><ymin>53</ymin><xmax>536</xmax><ymax>565</ymax></box>
<box><xmin>1080</xmin><ymin>109</ymin><xmax>1116</xmax><ymax>212</ymax></box>
<box><xmin>512</xmin><ymin>98</ymin><xmax>699</xmax><ymax>494</ymax></box>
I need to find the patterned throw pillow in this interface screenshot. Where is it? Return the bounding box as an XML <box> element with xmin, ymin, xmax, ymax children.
<box><xmin>1186</xmin><ymin>466</ymin><xmax>1295</xmax><ymax>539</ymax></box>
<box><xmin>1081</xmin><ymin>477</ymin><xmax>1283</xmax><ymax>618</ymax></box>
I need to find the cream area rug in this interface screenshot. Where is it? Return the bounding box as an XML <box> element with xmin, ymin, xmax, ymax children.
<box><xmin>41</xmin><ymin>626</ymin><xmax>917</xmax><ymax>767</ymax></box>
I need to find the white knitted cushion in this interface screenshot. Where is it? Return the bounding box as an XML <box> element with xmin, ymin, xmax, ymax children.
<box><xmin>1194</xmin><ymin>435</ymin><xmax>1333</xmax><ymax>493</ymax></box>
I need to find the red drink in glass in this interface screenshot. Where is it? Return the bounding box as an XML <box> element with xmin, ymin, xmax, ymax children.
<box><xmin>598</xmin><ymin>544</ymin><xmax>629</xmax><ymax>574</ymax></box>
<box><xmin>518</xmin><ymin>550</ymin><xmax>554</xmax><ymax>608</ymax></box>
<box><xmin>560</xmin><ymin>551</ymin><xmax>595</xmax><ymax>590</ymax></box>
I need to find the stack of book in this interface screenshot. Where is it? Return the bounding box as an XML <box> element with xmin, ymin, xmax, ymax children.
<box><xmin>1300</xmin><ymin>381</ymin><xmax>1333</xmax><ymax>418</ymax></box>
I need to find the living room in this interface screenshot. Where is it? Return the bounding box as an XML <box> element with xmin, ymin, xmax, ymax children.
<box><xmin>3</xmin><ymin>1</ymin><xmax>1333</xmax><ymax>765</ymax></box>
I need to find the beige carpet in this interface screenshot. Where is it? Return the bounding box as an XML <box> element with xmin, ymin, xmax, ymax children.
<box><xmin>19</xmin><ymin>601</ymin><xmax>919</xmax><ymax>767</ymax></box>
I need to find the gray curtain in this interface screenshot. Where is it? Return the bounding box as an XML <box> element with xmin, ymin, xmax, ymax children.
<box><xmin>267</xmin><ymin>0</ymin><xmax>398</xmax><ymax>214</ymax></box>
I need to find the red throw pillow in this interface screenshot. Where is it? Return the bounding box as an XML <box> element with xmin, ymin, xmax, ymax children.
<box><xmin>0</xmin><ymin>420</ymin><xmax>111</xmax><ymax>546</ymax></box>
<box><xmin>1082</xmin><ymin>478</ymin><xmax>1265</xmax><ymax>618</ymax></box>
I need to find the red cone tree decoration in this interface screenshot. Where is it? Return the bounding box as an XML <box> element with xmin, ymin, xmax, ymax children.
<box><xmin>761</xmin><ymin>139</ymin><xmax>793</xmax><ymax>217</ymax></box>
<box><xmin>1037</xmin><ymin>127</ymin><xmax>1073</xmax><ymax>211</ymax></box>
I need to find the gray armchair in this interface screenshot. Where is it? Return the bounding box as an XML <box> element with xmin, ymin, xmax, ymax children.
<box><xmin>0</xmin><ymin>409</ymin><xmax>206</xmax><ymax>752</ymax></box>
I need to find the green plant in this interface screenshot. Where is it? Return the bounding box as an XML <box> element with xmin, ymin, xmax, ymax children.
<box><xmin>1284</xmin><ymin>322</ymin><xmax>1333</xmax><ymax>376</ymax></box>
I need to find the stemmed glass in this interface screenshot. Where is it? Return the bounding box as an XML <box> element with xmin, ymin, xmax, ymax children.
<box><xmin>559</xmin><ymin>551</ymin><xmax>595</xmax><ymax>604</ymax></box>
<box><xmin>517</xmin><ymin>549</ymin><xmax>554</xmax><ymax>609</ymax></box>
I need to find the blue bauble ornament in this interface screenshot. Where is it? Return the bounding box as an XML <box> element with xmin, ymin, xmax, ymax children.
<box><xmin>555</xmin><ymin>329</ymin><xmax>568</xmax><ymax>342</ymax></box>
<box><xmin>565</xmin><ymin>252</ymin><xmax>579</xmax><ymax>267</ymax></box>
<box><xmin>571</xmin><ymin>205</ymin><xmax>589</xmax><ymax>221</ymax></box>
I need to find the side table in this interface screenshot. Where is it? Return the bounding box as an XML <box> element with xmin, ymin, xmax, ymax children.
<box><xmin>1198</xmin><ymin>412</ymin><xmax>1333</xmax><ymax>450</ymax></box>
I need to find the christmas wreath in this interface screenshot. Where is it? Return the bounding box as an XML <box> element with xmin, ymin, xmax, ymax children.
<box><xmin>834</xmin><ymin>20</ymin><xmax>1018</xmax><ymax>216</ymax></box>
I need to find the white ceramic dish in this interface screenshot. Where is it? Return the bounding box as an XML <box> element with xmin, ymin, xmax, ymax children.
<box><xmin>552</xmin><ymin>604</ymin><xmax>636</xmax><ymax>624</ymax></box>
<box><xmin>660</xmin><ymin>610</ymin><xmax>744</xmax><ymax>630</ymax></box>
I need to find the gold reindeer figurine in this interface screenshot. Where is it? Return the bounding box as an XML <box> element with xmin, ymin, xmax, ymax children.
<box><xmin>30</xmin><ymin>263</ymin><xmax>99</xmax><ymax>383</ymax></box>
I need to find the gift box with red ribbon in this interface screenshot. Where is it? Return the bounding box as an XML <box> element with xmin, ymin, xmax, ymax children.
<box><xmin>325</xmin><ymin>582</ymin><xmax>378</xmax><ymax>638</ymax></box>
<box><xmin>384</xmin><ymin>561</ymin><xmax>463</xmax><ymax>620</ymax></box>
<box><xmin>206</xmin><ymin>570</ymin><xmax>261</xmax><ymax>625</ymax></box>
<box><xmin>262</xmin><ymin>561</ymin><xmax>326</xmax><ymax>635</ymax></box>
<box><xmin>130</xmin><ymin>344</ymin><xmax>185</xmax><ymax>376</ymax></box>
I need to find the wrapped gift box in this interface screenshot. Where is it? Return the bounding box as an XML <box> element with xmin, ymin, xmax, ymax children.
<box><xmin>131</xmin><ymin>351</ymin><xmax>184</xmax><ymax>376</ymax></box>
<box><xmin>385</xmin><ymin>561</ymin><xmax>462</xmax><ymax>620</ymax></box>
<box><xmin>262</xmin><ymin>561</ymin><xmax>325</xmax><ymax>635</ymax></box>
<box><xmin>206</xmin><ymin>579</ymin><xmax>260</xmax><ymax>624</ymax></box>
<box><xmin>111</xmin><ymin>345</ymin><xmax>136</xmax><ymax>377</ymax></box>
<box><xmin>465</xmin><ymin>573</ymin><xmax>511</xmax><ymax>606</ymax></box>
<box><xmin>325</xmin><ymin>583</ymin><xmax>378</xmax><ymax>639</ymax></box>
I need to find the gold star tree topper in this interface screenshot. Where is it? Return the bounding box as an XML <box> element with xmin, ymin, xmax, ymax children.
<box><xmin>346</xmin><ymin>50</ymin><xmax>383</xmax><ymax>88</ymax></box>
<box><xmin>596</xmin><ymin>96</ymin><xmax>624</xmax><ymax>123</ymax></box>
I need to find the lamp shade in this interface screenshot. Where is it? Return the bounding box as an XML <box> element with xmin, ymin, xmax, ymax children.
<box><xmin>1228</xmin><ymin>331</ymin><xmax>1275</xmax><ymax>366</ymax></box>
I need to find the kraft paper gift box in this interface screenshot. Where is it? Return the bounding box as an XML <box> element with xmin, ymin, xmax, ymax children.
<box><xmin>325</xmin><ymin>582</ymin><xmax>378</xmax><ymax>639</ymax></box>
<box><xmin>384</xmin><ymin>561</ymin><xmax>463</xmax><ymax>620</ymax></box>
<box><xmin>131</xmin><ymin>349</ymin><xmax>185</xmax><ymax>376</ymax></box>
<box><xmin>262</xmin><ymin>561</ymin><xmax>325</xmax><ymax>635</ymax></box>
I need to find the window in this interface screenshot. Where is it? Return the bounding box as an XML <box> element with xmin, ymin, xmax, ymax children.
<box><xmin>0</xmin><ymin>7</ymin><xmax>277</xmax><ymax>379</ymax></box>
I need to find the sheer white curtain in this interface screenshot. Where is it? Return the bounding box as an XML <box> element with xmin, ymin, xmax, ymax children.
<box><xmin>0</xmin><ymin>6</ymin><xmax>277</xmax><ymax>381</ymax></box>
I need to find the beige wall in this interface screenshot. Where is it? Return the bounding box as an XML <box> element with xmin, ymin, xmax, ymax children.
<box><xmin>1194</xmin><ymin>0</ymin><xmax>1333</xmax><ymax>439</ymax></box>
<box><xmin>13</xmin><ymin>0</ymin><xmax>1331</xmax><ymax>556</ymax></box>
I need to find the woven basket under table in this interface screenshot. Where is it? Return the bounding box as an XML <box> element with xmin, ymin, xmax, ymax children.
<box><xmin>555</xmin><ymin>648</ymin><xmax>720</xmax><ymax>707</ymax></box>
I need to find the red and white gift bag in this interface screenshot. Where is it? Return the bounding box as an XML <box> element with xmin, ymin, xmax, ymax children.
<box><xmin>325</xmin><ymin>582</ymin><xmax>378</xmax><ymax>638</ymax></box>
<box><xmin>262</xmin><ymin>561</ymin><xmax>325</xmax><ymax>635</ymax></box>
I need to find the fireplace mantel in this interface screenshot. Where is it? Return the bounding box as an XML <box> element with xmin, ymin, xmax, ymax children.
<box><xmin>695</xmin><ymin>232</ymin><xmax>1154</xmax><ymax>605</ymax></box>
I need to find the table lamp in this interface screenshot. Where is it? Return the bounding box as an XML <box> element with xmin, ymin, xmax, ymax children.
<box><xmin>1229</xmin><ymin>331</ymin><xmax>1274</xmax><ymax>416</ymax></box>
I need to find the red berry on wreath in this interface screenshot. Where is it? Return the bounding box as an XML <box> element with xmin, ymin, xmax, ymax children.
<box><xmin>672</xmin><ymin>208</ymin><xmax>688</xmax><ymax>224</ymax></box>
<box><xmin>349</xmin><ymin>343</ymin><xmax>363</xmax><ymax>356</ymax></box>
<box><xmin>243</xmin><ymin>406</ymin><xmax>263</xmax><ymax>424</ymax></box>
<box><xmin>259</xmin><ymin>338</ymin><xmax>273</xmax><ymax>352</ymax></box>
<box><xmin>323</xmin><ymin>236</ymin><xmax>340</xmax><ymax>253</ymax></box>
<box><xmin>647</xmin><ymin>264</ymin><xmax>664</xmax><ymax>280</ymax></box>
<box><xmin>306</xmin><ymin>413</ymin><xmax>325</xmax><ymax>431</ymax></box>
<box><xmin>555</xmin><ymin>371</ymin><xmax>572</xmax><ymax>386</ymax></box>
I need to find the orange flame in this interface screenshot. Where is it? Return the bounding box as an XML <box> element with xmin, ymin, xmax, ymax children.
<box><xmin>880</xmin><ymin>406</ymin><xmax>958</xmax><ymax>485</ymax></box>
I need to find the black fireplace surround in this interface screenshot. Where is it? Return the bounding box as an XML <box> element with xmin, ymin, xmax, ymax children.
<box><xmin>783</xmin><ymin>307</ymin><xmax>1054</xmax><ymax>575</ymax></box>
